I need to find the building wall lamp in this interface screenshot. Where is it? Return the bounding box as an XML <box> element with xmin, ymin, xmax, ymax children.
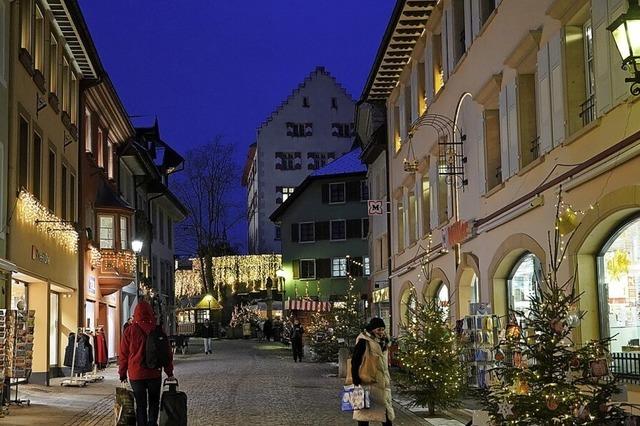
<box><xmin>609</xmin><ymin>0</ymin><xmax>640</xmax><ymax>95</ymax></box>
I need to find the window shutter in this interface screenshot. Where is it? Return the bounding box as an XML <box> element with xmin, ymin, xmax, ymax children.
<box><xmin>425</xmin><ymin>37</ymin><xmax>435</xmax><ymax>104</ymax></box>
<box><xmin>291</xmin><ymin>223</ymin><xmax>299</xmax><ymax>242</ymax></box>
<box><xmin>316</xmin><ymin>221</ymin><xmax>330</xmax><ymax>240</ymax></box>
<box><xmin>506</xmin><ymin>78</ymin><xmax>519</xmax><ymax>176</ymax></box>
<box><xmin>349</xmin><ymin>257</ymin><xmax>364</xmax><ymax>277</ymax></box>
<box><xmin>317</xmin><ymin>258</ymin><xmax>331</xmax><ymax>278</ymax></box>
<box><xmin>346</xmin><ymin>181</ymin><xmax>360</xmax><ymax>202</ymax></box>
<box><xmin>548</xmin><ymin>32</ymin><xmax>566</xmax><ymax>147</ymax></box>
<box><xmin>292</xmin><ymin>260</ymin><xmax>300</xmax><ymax>279</ymax></box>
<box><xmin>480</xmin><ymin>112</ymin><xmax>488</xmax><ymax>191</ymax></box>
<box><xmin>321</xmin><ymin>184</ymin><xmax>329</xmax><ymax>203</ymax></box>
<box><xmin>593</xmin><ymin>0</ymin><xmax>612</xmax><ymax>116</ymax></box>
<box><xmin>499</xmin><ymin>82</ymin><xmax>511</xmax><ymax>179</ymax></box>
<box><xmin>429</xmin><ymin>159</ymin><xmax>439</xmax><ymax>227</ymax></box>
<box><xmin>537</xmin><ymin>43</ymin><xmax>553</xmax><ymax>154</ymax></box>
<box><xmin>362</xmin><ymin>218</ymin><xmax>369</xmax><ymax>237</ymax></box>
<box><xmin>442</xmin><ymin>9</ymin><xmax>451</xmax><ymax>80</ymax></box>
<box><xmin>346</xmin><ymin>219</ymin><xmax>361</xmax><ymax>239</ymax></box>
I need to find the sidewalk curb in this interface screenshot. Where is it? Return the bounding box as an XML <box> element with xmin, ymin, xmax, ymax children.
<box><xmin>391</xmin><ymin>401</ymin><xmax>432</xmax><ymax>425</ymax></box>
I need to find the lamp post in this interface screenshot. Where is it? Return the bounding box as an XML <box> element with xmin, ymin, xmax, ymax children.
<box><xmin>132</xmin><ymin>239</ymin><xmax>143</xmax><ymax>300</ymax></box>
<box><xmin>204</xmin><ymin>293</ymin><xmax>213</xmax><ymax>320</ymax></box>
<box><xmin>276</xmin><ymin>268</ymin><xmax>286</xmax><ymax>321</ymax></box>
<box><xmin>609</xmin><ymin>0</ymin><xmax>640</xmax><ymax>94</ymax></box>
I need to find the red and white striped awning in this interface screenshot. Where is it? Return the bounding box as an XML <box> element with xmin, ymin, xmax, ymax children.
<box><xmin>285</xmin><ymin>299</ymin><xmax>332</xmax><ymax>312</ymax></box>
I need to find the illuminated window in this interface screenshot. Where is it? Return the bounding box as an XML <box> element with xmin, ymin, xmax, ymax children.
<box><xmin>99</xmin><ymin>215</ymin><xmax>114</xmax><ymax>249</ymax></box>
<box><xmin>332</xmin><ymin>258</ymin><xmax>347</xmax><ymax>277</ymax></box>
<box><xmin>120</xmin><ymin>216</ymin><xmax>129</xmax><ymax>250</ymax></box>
<box><xmin>508</xmin><ymin>253</ymin><xmax>542</xmax><ymax>322</ymax></box>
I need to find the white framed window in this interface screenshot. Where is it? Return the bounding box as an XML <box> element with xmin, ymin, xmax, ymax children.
<box><xmin>363</xmin><ymin>257</ymin><xmax>371</xmax><ymax>276</ymax></box>
<box><xmin>120</xmin><ymin>216</ymin><xmax>129</xmax><ymax>250</ymax></box>
<box><xmin>332</xmin><ymin>258</ymin><xmax>347</xmax><ymax>277</ymax></box>
<box><xmin>282</xmin><ymin>187</ymin><xmax>295</xmax><ymax>202</ymax></box>
<box><xmin>299</xmin><ymin>222</ymin><xmax>315</xmax><ymax>243</ymax></box>
<box><xmin>49</xmin><ymin>33</ymin><xmax>58</xmax><ymax>94</ymax></box>
<box><xmin>33</xmin><ymin>4</ymin><xmax>44</xmax><ymax>71</ymax></box>
<box><xmin>62</xmin><ymin>58</ymin><xmax>69</xmax><ymax>113</ymax></box>
<box><xmin>330</xmin><ymin>220</ymin><xmax>346</xmax><ymax>241</ymax></box>
<box><xmin>361</xmin><ymin>218</ymin><xmax>369</xmax><ymax>239</ymax></box>
<box><xmin>300</xmin><ymin>259</ymin><xmax>316</xmax><ymax>279</ymax></box>
<box><xmin>98</xmin><ymin>215</ymin><xmax>114</xmax><ymax>249</ymax></box>
<box><xmin>329</xmin><ymin>182</ymin><xmax>345</xmax><ymax>204</ymax></box>
<box><xmin>360</xmin><ymin>180</ymin><xmax>369</xmax><ymax>201</ymax></box>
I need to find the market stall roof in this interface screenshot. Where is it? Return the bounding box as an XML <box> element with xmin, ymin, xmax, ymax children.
<box><xmin>194</xmin><ymin>296</ymin><xmax>223</xmax><ymax>310</ymax></box>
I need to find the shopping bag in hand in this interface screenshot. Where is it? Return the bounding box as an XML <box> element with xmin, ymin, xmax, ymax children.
<box><xmin>340</xmin><ymin>384</ymin><xmax>370</xmax><ymax>411</ymax></box>
<box><xmin>115</xmin><ymin>384</ymin><xmax>136</xmax><ymax>425</ymax></box>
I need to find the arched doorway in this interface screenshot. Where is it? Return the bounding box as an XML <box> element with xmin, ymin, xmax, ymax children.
<box><xmin>399</xmin><ymin>285</ymin><xmax>417</xmax><ymax>326</ymax></box>
<box><xmin>507</xmin><ymin>253</ymin><xmax>542</xmax><ymax>322</ymax></box>
<box><xmin>597</xmin><ymin>215</ymin><xmax>640</xmax><ymax>352</ymax></box>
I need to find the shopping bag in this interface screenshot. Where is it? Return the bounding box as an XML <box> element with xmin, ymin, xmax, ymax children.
<box><xmin>115</xmin><ymin>383</ymin><xmax>136</xmax><ymax>426</ymax></box>
<box><xmin>340</xmin><ymin>385</ymin><xmax>370</xmax><ymax>411</ymax></box>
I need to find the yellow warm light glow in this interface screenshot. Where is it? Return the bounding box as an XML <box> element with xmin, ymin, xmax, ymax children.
<box><xmin>17</xmin><ymin>190</ymin><xmax>78</xmax><ymax>253</ymax></box>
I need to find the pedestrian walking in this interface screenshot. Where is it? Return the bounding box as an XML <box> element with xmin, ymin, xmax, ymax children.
<box><xmin>291</xmin><ymin>318</ymin><xmax>304</xmax><ymax>362</ymax></box>
<box><xmin>263</xmin><ymin>318</ymin><xmax>273</xmax><ymax>342</ymax></box>
<box><xmin>119</xmin><ymin>301</ymin><xmax>175</xmax><ymax>426</ymax></box>
<box><xmin>351</xmin><ymin>317</ymin><xmax>395</xmax><ymax>426</ymax></box>
<box><xmin>202</xmin><ymin>319</ymin><xmax>214</xmax><ymax>354</ymax></box>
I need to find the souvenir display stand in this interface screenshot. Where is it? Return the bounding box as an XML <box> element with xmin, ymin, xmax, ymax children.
<box><xmin>5</xmin><ymin>309</ymin><xmax>35</xmax><ymax>406</ymax></box>
<box><xmin>461</xmin><ymin>305</ymin><xmax>501</xmax><ymax>388</ymax></box>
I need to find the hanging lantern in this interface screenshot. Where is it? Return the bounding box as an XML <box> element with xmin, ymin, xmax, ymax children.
<box><xmin>506</xmin><ymin>321</ymin><xmax>522</xmax><ymax>340</ymax></box>
<box><xmin>546</xmin><ymin>395</ymin><xmax>559</xmax><ymax>411</ymax></box>
<box><xmin>608</xmin><ymin>0</ymin><xmax>640</xmax><ymax>95</ymax></box>
<box><xmin>566</xmin><ymin>311</ymin><xmax>581</xmax><ymax>328</ymax></box>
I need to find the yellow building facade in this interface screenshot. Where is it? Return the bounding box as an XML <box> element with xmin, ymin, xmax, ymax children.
<box><xmin>361</xmin><ymin>0</ymin><xmax>640</xmax><ymax>395</ymax></box>
<box><xmin>6</xmin><ymin>0</ymin><xmax>96</xmax><ymax>383</ymax></box>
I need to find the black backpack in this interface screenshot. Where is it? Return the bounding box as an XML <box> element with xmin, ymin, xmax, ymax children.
<box><xmin>142</xmin><ymin>325</ymin><xmax>171</xmax><ymax>369</ymax></box>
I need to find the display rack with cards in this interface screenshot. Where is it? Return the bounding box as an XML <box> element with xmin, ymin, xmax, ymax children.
<box><xmin>461</xmin><ymin>309</ymin><xmax>501</xmax><ymax>388</ymax></box>
<box><xmin>6</xmin><ymin>309</ymin><xmax>34</xmax><ymax>406</ymax></box>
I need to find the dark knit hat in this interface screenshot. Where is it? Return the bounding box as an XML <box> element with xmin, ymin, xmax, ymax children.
<box><xmin>365</xmin><ymin>317</ymin><xmax>386</xmax><ymax>331</ymax></box>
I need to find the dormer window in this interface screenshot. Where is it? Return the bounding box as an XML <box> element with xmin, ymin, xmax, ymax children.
<box><xmin>286</xmin><ymin>122</ymin><xmax>313</xmax><ymax>137</ymax></box>
<box><xmin>331</xmin><ymin>123</ymin><xmax>353</xmax><ymax>138</ymax></box>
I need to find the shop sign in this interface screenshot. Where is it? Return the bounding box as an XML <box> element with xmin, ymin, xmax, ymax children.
<box><xmin>442</xmin><ymin>220</ymin><xmax>474</xmax><ymax>249</ymax></box>
<box><xmin>31</xmin><ymin>245</ymin><xmax>50</xmax><ymax>264</ymax></box>
<box><xmin>368</xmin><ymin>200</ymin><xmax>384</xmax><ymax>216</ymax></box>
<box><xmin>88</xmin><ymin>276</ymin><xmax>96</xmax><ymax>295</ymax></box>
<box><xmin>373</xmin><ymin>287</ymin><xmax>389</xmax><ymax>303</ymax></box>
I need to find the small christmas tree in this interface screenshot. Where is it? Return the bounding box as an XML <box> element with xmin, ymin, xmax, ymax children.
<box><xmin>396</xmin><ymin>287</ymin><xmax>465</xmax><ymax>416</ymax></box>
<box><xmin>307</xmin><ymin>312</ymin><xmax>340</xmax><ymax>362</ymax></box>
<box><xmin>484</xmin><ymin>190</ymin><xmax>627</xmax><ymax>424</ymax></box>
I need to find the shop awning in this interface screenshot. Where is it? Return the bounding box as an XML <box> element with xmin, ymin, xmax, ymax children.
<box><xmin>285</xmin><ymin>299</ymin><xmax>332</xmax><ymax>312</ymax></box>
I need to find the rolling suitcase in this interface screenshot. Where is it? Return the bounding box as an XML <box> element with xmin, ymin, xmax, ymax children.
<box><xmin>159</xmin><ymin>378</ymin><xmax>187</xmax><ymax>426</ymax></box>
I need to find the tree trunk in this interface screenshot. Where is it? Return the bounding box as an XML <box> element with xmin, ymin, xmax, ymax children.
<box><xmin>198</xmin><ymin>255</ymin><xmax>209</xmax><ymax>293</ymax></box>
<box><xmin>428</xmin><ymin>401</ymin><xmax>435</xmax><ymax>416</ymax></box>
<box><xmin>204</xmin><ymin>254</ymin><xmax>216</xmax><ymax>299</ymax></box>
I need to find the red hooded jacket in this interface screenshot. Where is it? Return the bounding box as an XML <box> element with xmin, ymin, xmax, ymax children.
<box><xmin>118</xmin><ymin>301</ymin><xmax>174</xmax><ymax>381</ymax></box>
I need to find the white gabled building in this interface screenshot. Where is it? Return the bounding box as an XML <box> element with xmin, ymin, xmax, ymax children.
<box><xmin>243</xmin><ymin>66</ymin><xmax>357</xmax><ymax>254</ymax></box>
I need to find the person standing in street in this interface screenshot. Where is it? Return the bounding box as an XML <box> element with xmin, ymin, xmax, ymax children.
<box><xmin>202</xmin><ymin>319</ymin><xmax>214</xmax><ymax>354</ymax></box>
<box><xmin>351</xmin><ymin>317</ymin><xmax>395</xmax><ymax>426</ymax></box>
<box><xmin>119</xmin><ymin>301</ymin><xmax>174</xmax><ymax>426</ymax></box>
<box><xmin>263</xmin><ymin>318</ymin><xmax>273</xmax><ymax>342</ymax></box>
<box><xmin>291</xmin><ymin>318</ymin><xmax>304</xmax><ymax>362</ymax></box>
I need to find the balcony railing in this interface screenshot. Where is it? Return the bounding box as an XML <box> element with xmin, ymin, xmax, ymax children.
<box><xmin>529</xmin><ymin>137</ymin><xmax>540</xmax><ymax>160</ymax></box>
<box><xmin>579</xmin><ymin>94</ymin><xmax>596</xmax><ymax>127</ymax></box>
<box><xmin>612</xmin><ymin>352</ymin><xmax>640</xmax><ymax>383</ymax></box>
<box><xmin>99</xmin><ymin>249</ymin><xmax>136</xmax><ymax>276</ymax></box>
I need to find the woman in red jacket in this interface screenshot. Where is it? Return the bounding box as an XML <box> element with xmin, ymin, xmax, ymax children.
<box><xmin>119</xmin><ymin>301</ymin><xmax>174</xmax><ymax>426</ymax></box>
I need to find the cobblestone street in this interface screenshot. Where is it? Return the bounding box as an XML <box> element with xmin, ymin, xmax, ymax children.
<box><xmin>6</xmin><ymin>339</ymin><xmax>428</xmax><ymax>425</ymax></box>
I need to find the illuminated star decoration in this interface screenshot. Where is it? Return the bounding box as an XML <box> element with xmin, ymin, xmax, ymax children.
<box><xmin>497</xmin><ymin>400</ymin><xmax>514</xmax><ymax>418</ymax></box>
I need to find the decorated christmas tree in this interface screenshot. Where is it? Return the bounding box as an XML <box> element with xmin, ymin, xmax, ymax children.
<box><xmin>484</xmin><ymin>191</ymin><xmax>627</xmax><ymax>424</ymax></box>
<box><xmin>307</xmin><ymin>269</ymin><xmax>366</xmax><ymax>362</ymax></box>
<box><xmin>395</xmin><ymin>287</ymin><xmax>465</xmax><ymax>416</ymax></box>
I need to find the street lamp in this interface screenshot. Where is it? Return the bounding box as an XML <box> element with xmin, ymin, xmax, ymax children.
<box><xmin>204</xmin><ymin>293</ymin><xmax>214</xmax><ymax>320</ymax></box>
<box><xmin>132</xmin><ymin>239</ymin><xmax>143</xmax><ymax>298</ymax></box>
<box><xmin>609</xmin><ymin>0</ymin><xmax>640</xmax><ymax>94</ymax></box>
<box><xmin>276</xmin><ymin>267</ymin><xmax>286</xmax><ymax>320</ymax></box>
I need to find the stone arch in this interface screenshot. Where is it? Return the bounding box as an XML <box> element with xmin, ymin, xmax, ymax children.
<box><xmin>567</xmin><ymin>186</ymin><xmax>640</xmax><ymax>343</ymax></box>
<box><xmin>397</xmin><ymin>280</ymin><xmax>416</xmax><ymax>328</ymax></box>
<box><xmin>488</xmin><ymin>233</ymin><xmax>547</xmax><ymax>318</ymax></box>
<box><xmin>423</xmin><ymin>267</ymin><xmax>451</xmax><ymax>300</ymax></box>
<box><xmin>455</xmin><ymin>252</ymin><xmax>481</xmax><ymax>318</ymax></box>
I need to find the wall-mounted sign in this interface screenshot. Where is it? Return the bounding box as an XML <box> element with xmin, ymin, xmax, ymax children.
<box><xmin>368</xmin><ymin>200</ymin><xmax>384</xmax><ymax>216</ymax></box>
<box><xmin>442</xmin><ymin>220</ymin><xmax>474</xmax><ymax>249</ymax></box>
<box><xmin>31</xmin><ymin>245</ymin><xmax>50</xmax><ymax>264</ymax></box>
<box><xmin>88</xmin><ymin>276</ymin><xmax>96</xmax><ymax>295</ymax></box>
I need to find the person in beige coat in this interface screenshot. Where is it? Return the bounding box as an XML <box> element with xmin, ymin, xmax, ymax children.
<box><xmin>350</xmin><ymin>317</ymin><xmax>395</xmax><ymax>426</ymax></box>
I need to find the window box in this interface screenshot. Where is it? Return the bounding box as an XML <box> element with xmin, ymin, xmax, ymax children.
<box><xmin>33</xmin><ymin>69</ymin><xmax>46</xmax><ymax>93</ymax></box>
<box><xmin>18</xmin><ymin>48</ymin><xmax>34</xmax><ymax>76</ymax></box>
<box><xmin>48</xmin><ymin>92</ymin><xmax>60</xmax><ymax>114</ymax></box>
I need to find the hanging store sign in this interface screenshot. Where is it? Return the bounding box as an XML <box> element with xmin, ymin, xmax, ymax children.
<box><xmin>31</xmin><ymin>245</ymin><xmax>50</xmax><ymax>264</ymax></box>
<box><xmin>442</xmin><ymin>220</ymin><xmax>474</xmax><ymax>249</ymax></box>
<box><xmin>368</xmin><ymin>200</ymin><xmax>384</xmax><ymax>216</ymax></box>
<box><xmin>88</xmin><ymin>276</ymin><xmax>96</xmax><ymax>295</ymax></box>
<box><xmin>372</xmin><ymin>287</ymin><xmax>389</xmax><ymax>303</ymax></box>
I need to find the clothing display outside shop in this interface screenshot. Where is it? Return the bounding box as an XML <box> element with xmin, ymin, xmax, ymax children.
<box><xmin>62</xmin><ymin>328</ymin><xmax>106</xmax><ymax>387</ymax></box>
<box><xmin>94</xmin><ymin>328</ymin><xmax>109</xmax><ymax>369</ymax></box>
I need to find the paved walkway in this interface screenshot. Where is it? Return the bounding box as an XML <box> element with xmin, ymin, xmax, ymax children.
<box><xmin>2</xmin><ymin>339</ymin><xmax>429</xmax><ymax>425</ymax></box>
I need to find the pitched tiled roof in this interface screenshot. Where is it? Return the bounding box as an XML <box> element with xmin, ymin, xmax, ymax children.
<box><xmin>311</xmin><ymin>148</ymin><xmax>366</xmax><ymax>177</ymax></box>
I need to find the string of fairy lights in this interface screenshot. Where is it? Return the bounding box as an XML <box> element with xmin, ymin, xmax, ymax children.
<box><xmin>17</xmin><ymin>189</ymin><xmax>78</xmax><ymax>253</ymax></box>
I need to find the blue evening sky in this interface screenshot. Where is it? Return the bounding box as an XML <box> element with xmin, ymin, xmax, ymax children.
<box><xmin>78</xmin><ymin>1</ymin><xmax>395</xmax><ymax>253</ymax></box>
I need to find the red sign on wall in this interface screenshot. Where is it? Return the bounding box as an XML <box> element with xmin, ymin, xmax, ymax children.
<box><xmin>442</xmin><ymin>220</ymin><xmax>473</xmax><ymax>249</ymax></box>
